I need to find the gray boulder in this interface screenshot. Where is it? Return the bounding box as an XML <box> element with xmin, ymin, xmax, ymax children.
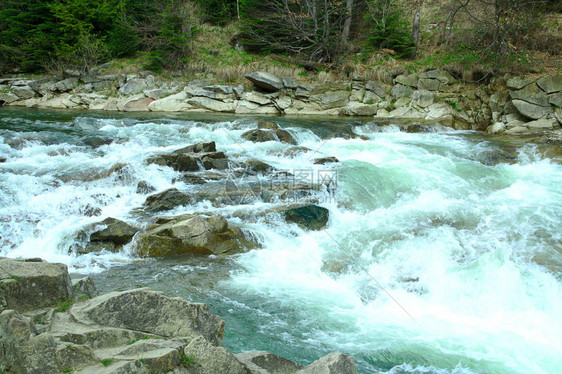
<box><xmin>135</xmin><ymin>214</ymin><xmax>254</xmax><ymax>257</ymax></box>
<box><xmin>283</xmin><ymin>205</ymin><xmax>329</xmax><ymax>230</ymax></box>
<box><xmin>70</xmin><ymin>288</ymin><xmax>225</xmax><ymax>345</ymax></box>
<box><xmin>0</xmin><ymin>258</ymin><xmax>73</xmax><ymax>313</ymax></box>
<box><xmin>298</xmin><ymin>353</ymin><xmax>357</xmax><ymax>374</ymax></box>
<box><xmin>246</xmin><ymin>72</ymin><xmax>284</xmax><ymax>92</ymax></box>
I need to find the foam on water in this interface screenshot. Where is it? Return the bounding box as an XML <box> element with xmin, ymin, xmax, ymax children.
<box><xmin>1</xmin><ymin>110</ymin><xmax>561</xmax><ymax>373</ymax></box>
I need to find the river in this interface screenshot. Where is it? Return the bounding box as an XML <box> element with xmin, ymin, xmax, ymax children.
<box><xmin>1</xmin><ymin>107</ymin><xmax>561</xmax><ymax>374</ymax></box>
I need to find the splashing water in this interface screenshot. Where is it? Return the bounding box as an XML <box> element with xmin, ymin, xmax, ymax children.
<box><xmin>1</xmin><ymin>108</ymin><xmax>561</xmax><ymax>373</ymax></box>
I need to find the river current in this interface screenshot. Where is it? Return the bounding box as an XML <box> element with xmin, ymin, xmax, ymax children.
<box><xmin>1</xmin><ymin>108</ymin><xmax>561</xmax><ymax>373</ymax></box>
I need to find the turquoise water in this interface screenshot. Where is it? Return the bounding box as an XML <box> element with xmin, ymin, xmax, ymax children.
<box><xmin>1</xmin><ymin>108</ymin><xmax>561</xmax><ymax>373</ymax></box>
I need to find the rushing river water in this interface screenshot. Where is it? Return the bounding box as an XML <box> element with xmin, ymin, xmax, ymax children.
<box><xmin>1</xmin><ymin>107</ymin><xmax>561</xmax><ymax>374</ymax></box>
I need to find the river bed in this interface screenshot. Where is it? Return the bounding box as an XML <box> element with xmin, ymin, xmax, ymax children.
<box><xmin>1</xmin><ymin>108</ymin><xmax>561</xmax><ymax>374</ymax></box>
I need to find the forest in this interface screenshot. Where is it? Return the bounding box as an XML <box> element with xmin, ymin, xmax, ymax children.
<box><xmin>0</xmin><ymin>0</ymin><xmax>560</xmax><ymax>76</ymax></box>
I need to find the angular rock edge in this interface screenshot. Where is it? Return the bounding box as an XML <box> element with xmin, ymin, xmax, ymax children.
<box><xmin>0</xmin><ymin>258</ymin><xmax>358</xmax><ymax>374</ymax></box>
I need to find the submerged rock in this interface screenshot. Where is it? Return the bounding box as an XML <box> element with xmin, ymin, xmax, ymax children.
<box><xmin>283</xmin><ymin>205</ymin><xmax>329</xmax><ymax>230</ymax></box>
<box><xmin>135</xmin><ymin>214</ymin><xmax>255</xmax><ymax>257</ymax></box>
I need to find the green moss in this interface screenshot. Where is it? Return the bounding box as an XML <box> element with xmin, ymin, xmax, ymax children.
<box><xmin>102</xmin><ymin>359</ymin><xmax>114</xmax><ymax>367</ymax></box>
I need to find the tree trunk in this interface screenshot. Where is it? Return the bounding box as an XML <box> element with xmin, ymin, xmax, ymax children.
<box><xmin>412</xmin><ymin>8</ymin><xmax>420</xmax><ymax>57</ymax></box>
<box><xmin>342</xmin><ymin>0</ymin><xmax>354</xmax><ymax>46</ymax></box>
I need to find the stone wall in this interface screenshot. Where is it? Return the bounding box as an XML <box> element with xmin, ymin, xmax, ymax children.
<box><xmin>1</xmin><ymin>69</ymin><xmax>560</xmax><ymax>135</ymax></box>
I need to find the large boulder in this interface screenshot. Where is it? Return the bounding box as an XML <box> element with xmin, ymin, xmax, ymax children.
<box><xmin>70</xmin><ymin>288</ymin><xmax>225</xmax><ymax>345</ymax></box>
<box><xmin>0</xmin><ymin>258</ymin><xmax>73</xmax><ymax>313</ymax></box>
<box><xmin>245</xmin><ymin>72</ymin><xmax>284</xmax><ymax>92</ymax></box>
<box><xmin>283</xmin><ymin>205</ymin><xmax>329</xmax><ymax>231</ymax></box>
<box><xmin>242</xmin><ymin>122</ymin><xmax>297</xmax><ymax>145</ymax></box>
<box><xmin>134</xmin><ymin>214</ymin><xmax>254</xmax><ymax>257</ymax></box>
<box><xmin>298</xmin><ymin>353</ymin><xmax>357</xmax><ymax>374</ymax></box>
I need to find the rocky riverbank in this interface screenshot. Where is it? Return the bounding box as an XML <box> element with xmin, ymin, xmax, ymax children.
<box><xmin>1</xmin><ymin>69</ymin><xmax>560</xmax><ymax>137</ymax></box>
<box><xmin>0</xmin><ymin>257</ymin><xmax>358</xmax><ymax>374</ymax></box>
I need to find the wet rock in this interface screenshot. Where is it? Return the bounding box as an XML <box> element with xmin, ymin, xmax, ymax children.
<box><xmin>136</xmin><ymin>180</ymin><xmax>156</xmax><ymax>194</ymax></box>
<box><xmin>235</xmin><ymin>351</ymin><xmax>304</xmax><ymax>374</ymax></box>
<box><xmin>313</xmin><ymin>157</ymin><xmax>339</xmax><ymax>165</ymax></box>
<box><xmin>82</xmin><ymin>136</ymin><xmax>113</xmax><ymax>148</ymax></box>
<box><xmin>147</xmin><ymin>141</ymin><xmax>229</xmax><ymax>171</ymax></box>
<box><xmin>242</xmin><ymin>122</ymin><xmax>297</xmax><ymax>145</ymax></box>
<box><xmin>184</xmin><ymin>336</ymin><xmax>249</xmax><ymax>374</ymax></box>
<box><xmin>283</xmin><ymin>205</ymin><xmax>329</xmax><ymax>230</ymax></box>
<box><xmin>89</xmin><ymin>218</ymin><xmax>138</xmax><ymax>245</ymax></box>
<box><xmin>298</xmin><ymin>352</ymin><xmax>357</xmax><ymax>374</ymax></box>
<box><xmin>245</xmin><ymin>71</ymin><xmax>284</xmax><ymax>92</ymax></box>
<box><xmin>0</xmin><ymin>157</ymin><xmax>6</xmax><ymax>163</ymax></box>
<box><xmin>143</xmin><ymin>188</ymin><xmax>193</xmax><ymax>212</ymax></box>
<box><xmin>0</xmin><ymin>258</ymin><xmax>73</xmax><ymax>313</ymax></box>
<box><xmin>135</xmin><ymin>214</ymin><xmax>254</xmax><ymax>256</ymax></box>
<box><xmin>245</xmin><ymin>159</ymin><xmax>275</xmax><ymax>174</ymax></box>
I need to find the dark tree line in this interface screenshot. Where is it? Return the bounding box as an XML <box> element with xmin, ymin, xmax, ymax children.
<box><xmin>0</xmin><ymin>0</ymin><xmax>193</xmax><ymax>74</ymax></box>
